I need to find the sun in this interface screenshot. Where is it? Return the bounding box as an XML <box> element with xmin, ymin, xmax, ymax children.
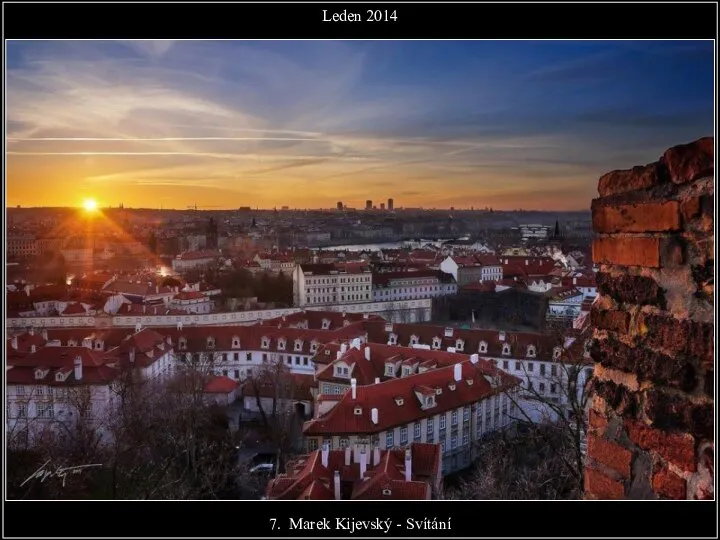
<box><xmin>83</xmin><ymin>198</ymin><xmax>98</xmax><ymax>212</ymax></box>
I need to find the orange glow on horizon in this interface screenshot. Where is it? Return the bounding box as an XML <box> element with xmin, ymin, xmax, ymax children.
<box><xmin>82</xmin><ymin>198</ymin><xmax>98</xmax><ymax>212</ymax></box>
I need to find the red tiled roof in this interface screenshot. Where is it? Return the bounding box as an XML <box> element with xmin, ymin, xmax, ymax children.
<box><xmin>173</xmin><ymin>291</ymin><xmax>207</xmax><ymax>301</ymax></box>
<box><xmin>177</xmin><ymin>250</ymin><xmax>221</xmax><ymax>261</ymax></box>
<box><xmin>266</xmin><ymin>442</ymin><xmax>440</xmax><ymax>500</ymax></box>
<box><xmin>204</xmin><ymin>375</ymin><xmax>239</xmax><ymax>394</ymax></box>
<box><xmin>304</xmin><ymin>359</ymin><xmax>519</xmax><ymax>435</ymax></box>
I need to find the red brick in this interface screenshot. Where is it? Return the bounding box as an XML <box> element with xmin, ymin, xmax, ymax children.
<box><xmin>591</xmin><ymin>308</ymin><xmax>631</xmax><ymax>334</ymax></box>
<box><xmin>587</xmin><ymin>435</ymin><xmax>633</xmax><ymax>478</ymax></box>
<box><xmin>597</xmin><ymin>162</ymin><xmax>667</xmax><ymax>197</ymax></box>
<box><xmin>584</xmin><ymin>468</ymin><xmax>625</xmax><ymax>499</ymax></box>
<box><xmin>681</xmin><ymin>197</ymin><xmax>702</xmax><ymax>221</ymax></box>
<box><xmin>625</xmin><ymin>420</ymin><xmax>696</xmax><ymax>472</ymax></box>
<box><xmin>589</xmin><ymin>409</ymin><xmax>609</xmax><ymax>434</ymax></box>
<box><xmin>652</xmin><ymin>465</ymin><xmax>687</xmax><ymax>499</ymax></box>
<box><xmin>662</xmin><ymin>137</ymin><xmax>714</xmax><ymax>184</ymax></box>
<box><xmin>595</xmin><ymin>272</ymin><xmax>665</xmax><ymax>307</ymax></box>
<box><xmin>593</xmin><ymin>202</ymin><xmax>681</xmax><ymax>234</ymax></box>
<box><xmin>592</xmin><ymin>237</ymin><xmax>661</xmax><ymax>268</ymax></box>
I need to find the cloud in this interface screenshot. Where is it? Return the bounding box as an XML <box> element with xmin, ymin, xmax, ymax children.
<box><xmin>118</xmin><ymin>40</ymin><xmax>177</xmax><ymax>59</ymax></box>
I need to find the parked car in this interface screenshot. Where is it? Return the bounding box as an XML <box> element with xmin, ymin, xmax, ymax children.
<box><xmin>249</xmin><ymin>463</ymin><xmax>275</xmax><ymax>475</ymax></box>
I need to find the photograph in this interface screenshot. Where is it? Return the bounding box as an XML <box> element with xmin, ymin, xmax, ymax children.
<box><xmin>2</xmin><ymin>6</ymin><xmax>716</xmax><ymax>537</ymax></box>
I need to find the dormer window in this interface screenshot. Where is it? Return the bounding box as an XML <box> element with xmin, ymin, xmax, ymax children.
<box><xmin>502</xmin><ymin>344</ymin><xmax>511</xmax><ymax>356</ymax></box>
<box><xmin>321</xmin><ymin>319</ymin><xmax>331</xmax><ymax>330</ymax></box>
<box><xmin>455</xmin><ymin>339</ymin><xmax>465</xmax><ymax>352</ymax></box>
<box><xmin>261</xmin><ymin>337</ymin><xmax>270</xmax><ymax>349</ymax></box>
<box><xmin>466</xmin><ymin>379</ymin><xmax>474</xmax><ymax>386</ymax></box>
<box><xmin>334</xmin><ymin>365</ymin><xmax>349</xmax><ymax>377</ymax></box>
<box><xmin>435</xmin><ymin>387</ymin><xmax>442</xmax><ymax>395</ymax></box>
<box><xmin>232</xmin><ymin>336</ymin><xmax>241</xmax><ymax>349</ymax></box>
<box><xmin>478</xmin><ymin>341</ymin><xmax>488</xmax><ymax>354</ymax></box>
<box><xmin>178</xmin><ymin>337</ymin><xmax>187</xmax><ymax>351</ymax></box>
<box><xmin>444</xmin><ymin>327</ymin><xmax>454</xmax><ymax>338</ymax></box>
<box><xmin>425</xmin><ymin>396</ymin><xmax>435</xmax><ymax>408</ymax></box>
<box><xmin>55</xmin><ymin>371</ymin><xmax>67</xmax><ymax>382</ymax></box>
<box><xmin>394</xmin><ymin>397</ymin><xmax>404</xmax><ymax>406</ymax></box>
<box><xmin>278</xmin><ymin>338</ymin><xmax>286</xmax><ymax>351</ymax></box>
<box><xmin>206</xmin><ymin>337</ymin><xmax>215</xmax><ymax>349</ymax></box>
<box><xmin>410</xmin><ymin>335</ymin><xmax>419</xmax><ymax>345</ymax></box>
<box><xmin>354</xmin><ymin>406</ymin><xmax>363</xmax><ymax>415</ymax></box>
<box><xmin>385</xmin><ymin>363</ymin><xmax>395</xmax><ymax>377</ymax></box>
<box><xmin>325</xmin><ymin>349</ymin><xmax>331</xmax><ymax>356</ymax></box>
<box><xmin>95</xmin><ymin>340</ymin><xmax>103</xmax><ymax>350</ymax></box>
<box><xmin>35</xmin><ymin>368</ymin><xmax>48</xmax><ymax>380</ymax></box>
<box><xmin>402</xmin><ymin>366</ymin><xmax>413</xmax><ymax>377</ymax></box>
<box><xmin>432</xmin><ymin>337</ymin><xmax>442</xmax><ymax>350</ymax></box>
<box><xmin>389</xmin><ymin>333</ymin><xmax>398</xmax><ymax>345</ymax></box>
<box><xmin>310</xmin><ymin>341</ymin><xmax>318</xmax><ymax>353</ymax></box>
<box><xmin>294</xmin><ymin>339</ymin><xmax>303</xmax><ymax>352</ymax></box>
<box><xmin>448</xmin><ymin>382</ymin><xmax>456</xmax><ymax>391</ymax></box>
<box><xmin>553</xmin><ymin>347</ymin><xmax>562</xmax><ymax>360</ymax></box>
<box><xmin>527</xmin><ymin>345</ymin><xmax>537</xmax><ymax>358</ymax></box>
<box><xmin>382</xmin><ymin>488</ymin><xmax>392</xmax><ymax>496</ymax></box>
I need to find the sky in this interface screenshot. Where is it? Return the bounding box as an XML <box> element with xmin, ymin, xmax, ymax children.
<box><xmin>5</xmin><ymin>40</ymin><xmax>715</xmax><ymax>211</ymax></box>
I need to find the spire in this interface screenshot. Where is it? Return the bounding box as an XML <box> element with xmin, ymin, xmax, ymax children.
<box><xmin>554</xmin><ymin>219</ymin><xmax>560</xmax><ymax>238</ymax></box>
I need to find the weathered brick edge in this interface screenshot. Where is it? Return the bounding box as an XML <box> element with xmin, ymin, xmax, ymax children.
<box><xmin>586</xmin><ymin>137</ymin><xmax>715</xmax><ymax>500</ymax></box>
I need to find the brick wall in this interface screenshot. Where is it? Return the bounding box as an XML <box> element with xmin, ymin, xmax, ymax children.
<box><xmin>586</xmin><ymin>137</ymin><xmax>714</xmax><ymax>500</ymax></box>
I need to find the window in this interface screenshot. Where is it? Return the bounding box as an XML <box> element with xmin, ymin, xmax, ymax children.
<box><xmin>451</xmin><ymin>410</ymin><xmax>458</xmax><ymax>426</ymax></box>
<box><xmin>400</xmin><ymin>427</ymin><xmax>408</xmax><ymax>445</ymax></box>
<box><xmin>462</xmin><ymin>432</ymin><xmax>469</xmax><ymax>446</ymax></box>
<box><xmin>339</xmin><ymin>438</ymin><xmax>349</xmax><ymax>448</ymax></box>
<box><xmin>451</xmin><ymin>435</ymin><xmax>458</xmax><ymax>450</ymax></box>
<box><xmin>261</xmin><ymin>338</ymin><xmax>269</xmax><ymax>349</ymax></box>
<box><xmin>539</xmin><ymin>383</ymin><xmax>546</xmax><ymax>393</ymax></box>
<box><xmin>440</xmin><ymin>439</ymin><xmax>446</xmax><ymax>454</ymax></box>
<box><xmin>553</xmin><ymin>347</ymin><xmax>562</xmax><ymax>360</ymax></box>
<box><xmin>527</xmin><ymin>362</ymin><xmax>534</xmax><ymax>372</ymax></box>
<box><xmin>232</xmin><ymin>337</ymin><xmax>240</xmax><ymax>348</ymax></box>
<box><xmin>206</xmin><ymin>337</ymin><xmax>215</xmax><ymax>349</ymax></box>
<box><xmin>385</xmin><ymin>364</ymin><xmax>395</xmax><ymax>376</ymax></box>
<box><xmin>16</xmin><ymin>386</ymin><xmax>25</xmax><ymax>396</ymax></box>
<box><xmin>478</xmin><ymin>341</ymin><xmax>488</xmax><ymax>353</ymax></box>
<box><xmin>551</xmin><ymin>383</ymin><xmax>557</xmax><ymax>394</ymax></box>
<box><xmin>36</xmin><ymin>386</ymin><xmax>45</xmax><ymax>396</ymax></box>
<box><xmin>503</xmin><ymin>360</ymin><xmax>509</xmax><ymax>370</ymax></box>
<box><xmin>502</xmin><ymin>344</ymin><xmax>511</xmax><ymax>356</ymax></box>
<box><xmin>425</xmin><ymin>396</ymin><xmax>435</xmax><ymax>408</ymax></box>
<box><xmin>386</xmin><ymin>431</ymin><xmax>394</xmax><ymax>448</ymax></box>
<box><xmin>463</xmin><ymin>407</ymin><xmax>470</xmax><ymax>422</ymax></box>
<box><xmin>178</xmin><ymin>338</ymin><xmax>187</xmax><ymax>350</ymax></box>
<box><xmin>234</xmin><ymin>370</ymin><xmax>240</xmax><ymax>379</ymax></box>
<box><xmin>246</xmin><ymin>352</ymin><xmax>252</xmax><ymax>362</ymax></box>
<box><xmin>262</xmin><ymin>353</ymin><xmax>268</xmax><ymax>363</ymax></box>
<box><xmin>307</xmin><ymin>439</ymin><xmax>319</xmax><ymax>451</ymax></box>
<box><xmin>294</xmin><ymin>340</ymin><xmax>303</xmax><ymax>351</ymax></box>
<box><xmin>37</xmin><ymin>403</ymin><xmax>54</xmax><ymax>419</ymax></box>
<box><xmin>303</xmin><ymin>358</ymin><xmax>309</xmax><ymax>366</ymax></box>
<box><xmin>427</xmin><ymin>418</ymin><xmax>434</xmax><ymax>435</ymax></box>
<box><xmin>233</xmin><ymin>352</ymin><xmax>239</xmax><ymax>361</ymax></box>
<box><xmin>455</xmin><ymin>339</ymin><xmax>465</xmax><ymax>351</ymax></box>
<box><xmin>551</xmin><ymin>364</ymin><xmax>557</xmax><ymax>376</ymax></box>
<box><xmin>17</xmin><ymin>404</ymin><xmax>27</xmax><ymax>418</ymax></box>
<box><xmin>413</xmin><ymin>422</ymin><xmax>421</xmax><ymax>439</ymax></box>
<box><xmin>278</xmin><ymin>339</ymin><xmax>286</xmax><ymax>350</ymax></box>
<box><xmin>527</xmin><ymin>345</ymin><xmax>536</xmax><ymax>358</ymax></box>
<box><xmin>432</xmin><ymin>337</ymin><xmax>441</xmax><ymax>349</ymax></box>
<box><xmin>439</xmin><ymin>414</ymin><xmax>446</xmax><ymax>430</ymax></box>
<box><xmin>540</xmin><ymin>364</ymin><xmax>546</xmax><ymax>376</ymax></box>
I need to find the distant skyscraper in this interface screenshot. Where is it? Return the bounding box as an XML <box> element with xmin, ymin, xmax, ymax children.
<box><xmin>388</xmin><ymin>198</ymin><xmax>394</xmax><ymax>211</ymax></box>
<box><xmin>337</xmin><ymin>201</ymin><xmax>343</xmax><ymax>211</ymax></box>
<box><xmin>380</xmin><ymin>203</ymin><xmax>385</xmax><ymax>210</ymax></box>
<box><xmin>366</xmin><ymin>200</ymin><xmax>372</xmax><ymax>210</ymax></box>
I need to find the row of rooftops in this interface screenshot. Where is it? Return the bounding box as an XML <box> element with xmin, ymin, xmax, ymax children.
<box><xmin>266</xmin><ymin>442</ymin><xmax>441</xmax><ymax>500</ymax></box>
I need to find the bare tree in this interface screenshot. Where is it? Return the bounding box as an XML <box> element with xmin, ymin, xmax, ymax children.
<box><xmin>445</xmin><ymin>427</ymin><xmax>580</xmax><ymax>500</ymax></box>
<box><xmin>244</xmin><ymin>358</ymin><xmax>306</xmax><ymax>473</ymax></box>
<box><xmin>500</xmin><ymin>331</ymin><xmax>594</xmax><ymax>495</ymax></box>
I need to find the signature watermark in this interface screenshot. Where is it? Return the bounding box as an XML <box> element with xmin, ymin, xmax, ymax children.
<box><xmin>20</xmin><ymin>459</ymin><xmax>103</xmax><ymax>488</ymax></box>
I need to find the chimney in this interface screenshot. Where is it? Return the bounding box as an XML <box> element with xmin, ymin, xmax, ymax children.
<box><xmin>74</xmin><ymin>356</ymin><xmax>83</xmax><ymax>381</ymax></box>
<box><xmin>573</xmin><ymin>277</ymin><xmax>577</xmax><ymax>285</ymax></box>
<box><xmin>404</xmin><ymin>449</ymin><xmax>412</xmax><ymax>482</ymax></box>
<box><xmin>454</xmin><ymin>363</ymin><xmax>462</xmax><ymax>382</ymax></box>
<box><xmin>11</xmin><ymin>337</ymin><xmax>18</xmax><ymax>350</ymax></box>
<box><xmin>470</xmin><ymin>353</ymin><xmax>479</xmax><ymax>364</ymax></box>
<box><xmin>340</xmin><ymin>343</ymin><xmax>347</xmax><ymax>354</ymax></box>
<box><xmin>177</xmin><ymin>321</ymin><xmax>183</xmax><ymax>330</ymax></box>
<box><xmin>321</xmin><ymin>442</ymin><xmax>330</xmax><ymax>468</ymax></box>
<box><xmin>359</xmin><ymin>449</ymin><xmax>367</xmax><ymax>478</ymax></box>
<box><xmin>336</xmin><ymin>351</ymin><xmax>342</xmax><ymax>360</ymax></box>
<box><xmin>364</xmin><ymin>346</ymin><xmax>371</xmax><ymax>361</ymax></box>
<box><xmin>525</xmin><ymin>260</ymin><xmax>529</xmax><ymax>266</ymax></box>
<box><xmin>345</xmin><ymin>446</ymin><xmax>351</xmax><ymax>466</ymax></box>
<box><xmin>333</xmin><ymin>471</ymin><xmax>341</xmax><ymax>500</ymax></box>
<box><xmin>373</xmin><ymin>443</ymin><xmax>381</xmax><ymax>466</ymax></box>
<box><xmin>30</xmin><ymin>344</ymin><xmax>37</xmax><ymax>354</ymax></box>
<box><xmin>351</xmin><ymin>378</ymin><xmax>357</xmax><ymax>399</ymax></box>
<box><xmin>375</xmin><ymin>377</ymin><xmax>380</xmax><ymax>384</ymax></box>
<box><xmin>371</xmin><ymin>407</ymin><xmax>379</xmax><ymax>425</ymax></box>
<box><xmin>129</xmin><ymin>348</ymin><xmax>136</xmax><ymax>365</ymax></box>
<box><xmin>29</xmin><ymin>327</ymin><xmax>35</xmax><ymax>336</ymax></box>
<box><xmin>363</xmin><ymin>312</ymin><xmax>368</xmax><ymax>319</ymax></box>
<box><xmin>42</xmin><ymin>329</ymin><xmax>48</xmax><ymax>341</ymax></box>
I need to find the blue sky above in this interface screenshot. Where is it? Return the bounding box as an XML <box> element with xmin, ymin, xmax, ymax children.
<box><xmin>6</xmin><ymin>40</ymin><xmax>715</xmax><ymax>210</ymax></box>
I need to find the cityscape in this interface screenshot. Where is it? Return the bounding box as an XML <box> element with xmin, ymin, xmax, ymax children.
<box><xmin>5</xmin><ymin>39</ymin><xmax>715</xmax><ymax>503</ymax></box>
